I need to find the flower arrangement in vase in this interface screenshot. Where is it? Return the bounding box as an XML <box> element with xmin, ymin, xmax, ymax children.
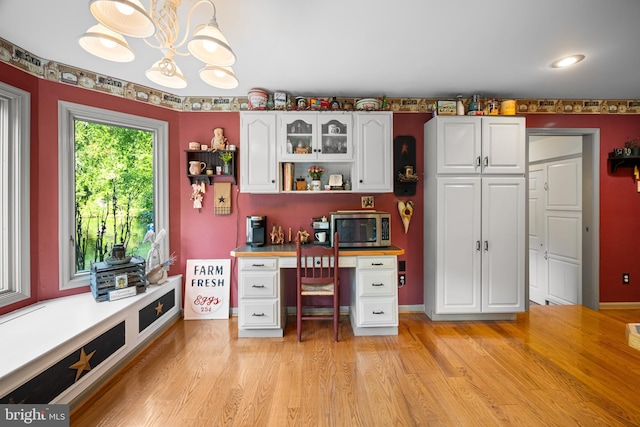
<box><xmin>308</xmin><ymin>165</ymin><xmax>324</xmax><ymax>191</ymax></box>
<box><xmin>308</xmin><ymin>165</ymin><xmax>324</xmax><ymax>180</ymax></box>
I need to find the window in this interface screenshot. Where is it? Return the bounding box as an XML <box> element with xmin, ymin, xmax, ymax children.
<box><xmin>0</xmin><ymin>82</ymin><xmax>30</xmax><ymax>308</ymax></box>
<box><xmin>58</xmin><ymin>102</ymin><xmax>169</xmax><ymax>290</ymax></box>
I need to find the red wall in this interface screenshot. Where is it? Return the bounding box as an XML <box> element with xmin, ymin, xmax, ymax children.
<box><xmin>2</xmin><ymin>60</ymin><xmax>639</xmax><ymax>315</ymax></box>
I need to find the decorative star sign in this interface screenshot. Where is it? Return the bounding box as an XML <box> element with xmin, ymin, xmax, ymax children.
<box><xmin>217</xmin><ymin>195</ymin><xmax>226</xmax><ymax>203</ymax></box>
<box><xmin>69</xmin><ymin>347</ymin><xmax>96</xmax><ymax>382</ymax></box>
<box><xmin>155</xmin><ymin>301</ymin><xmax>164</xmax><ymax>316</ymax></box>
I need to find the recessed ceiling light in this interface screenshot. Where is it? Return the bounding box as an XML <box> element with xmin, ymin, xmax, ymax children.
<box><xmin>551</xmin><ymin>54</ymin><xmax>586</xmax><ymax>68</ymax></box>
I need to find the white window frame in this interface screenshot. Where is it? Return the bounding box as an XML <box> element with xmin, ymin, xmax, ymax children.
<box><xmin>0</xmin><ymin>82</ymin><xmax>31</xmax><ymax>307</ymax></box>
<box><xmin>58</xmin><ymin>102</ymin><xmax>169</xmax><ymax>290</ymax></box>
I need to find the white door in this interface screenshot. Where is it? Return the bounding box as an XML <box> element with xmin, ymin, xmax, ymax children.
<box><xmin>481</xmin><ymin>177</ymin><xmax>526</xmax><ymax>312</ymax></box>
<box><xmin>545</xmin><ymin>157</ymin><xmax>582</xmax><ymax>304</ymax></box>
<box><xmin>436</xmin><ymin>116</ymin><xmax>481</xmax><ymax>175</ymax></box>
<box><xmin>528</xmin><ymin>167</ymin><xmax>547</xmax><ymax>305</ymax></box>
<box><xmin>481</xmin><ymin>117</ymin><xmax>526</xmax><ymax>174</ymax></box>
<box><xmin>354</xmin><ymin>113</ymin><xmax>392</xmax><ymax>192</ymax></box>
<box><xmin>240</xmin><ymin>113</ymin><xmax>278</xmax><ymax>193</ymax></box>
<box><xmin>436</xmin><ymin>177</ymin><xmax>482</xmax><ymax>314</ymax></box>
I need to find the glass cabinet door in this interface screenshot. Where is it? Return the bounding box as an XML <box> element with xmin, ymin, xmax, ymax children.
<box><xmin>280</xmin><ymin>115</ymin><xmax>315</xmax><ymax>161</ymax></box>
<box><xmin>318</xmin><ymin>114</ymin><xmax>352</xmax><ymax>160</ymax></box>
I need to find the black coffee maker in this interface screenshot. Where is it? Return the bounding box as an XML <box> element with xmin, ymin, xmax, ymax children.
<box><xmin>246</xmin><ymin>216</ymin><xmax>267</xmax><ymax>247</ymax></box>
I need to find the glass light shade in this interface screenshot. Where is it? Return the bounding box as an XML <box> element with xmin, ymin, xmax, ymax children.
<box><xmin>79</xmin><ymin>24</ymin><xmax>135</xmax><ymax>62</ymax></box>
<box><xmin>145</xmin><ymin>57</ymin><xmax>187</xmax><ymax>89</ymax></box>
<box><xmin>199</xmin><ymin>66</ymin><xmax>239</xmax><ymax>89</ymax></box>
<box><xmin>188</xmin><ymin>23</ymin><xmax>236</xmax><ymax>66</ymax></box>
<box><xmin>89</xmin><ymin>0</ymin><xmax>155</xmax><ymax>38</ymax></box>
<box><xmin>551</xmin><ymin>54</ymin><xmax>586</xmax><ymax>68</ymax></box>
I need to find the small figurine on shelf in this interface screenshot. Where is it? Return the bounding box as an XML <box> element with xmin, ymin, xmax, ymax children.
<box><xmin>211</xmin><ymin>127</ymin><xmax>228</xmax><ymax>150</ymax></box>
<box><xmin>297</xmin><ymin>228</ymin><xmax>310</xmax><ymax>244</ymax></box>
<box><xmin>270</xmin><ymin>225</ymin><xmax>285</xmax><ymax>245</ymax></box>
<box><xmin>190</xmin><ymin>183</ymin><xmax>204</xmax><ymax>211</ymax></box>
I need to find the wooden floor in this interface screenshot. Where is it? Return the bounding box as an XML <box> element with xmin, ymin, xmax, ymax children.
<box><xmin>71</xmin><ymin>306</ymin><xmax>640</xmax><ymax>426</ymax></box>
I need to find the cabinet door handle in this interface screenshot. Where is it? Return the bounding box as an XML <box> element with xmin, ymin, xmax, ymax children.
<box><xmin>252</xmin><ymin>312</ymin><xmax>265</xmax><ymax>317</ymax></box>
<box><xmin>483</xmin><ymin>156</ymin><xmax>488</xmax><ymax>167</ymax></box>
<box><xmin>271</xmin><ymin>179</ymin><xmax>275</xmax><ymax>183</ymax></box>
<box><xmin>371</xmin><ymin>283</ymin><xmax>384</xmax><ymax>287</ymax></box>
<box><xmin>251</xmin><ymin>263</ymin><xmax>265</xmax><ymax>267</ymax></box>
<box><xmin>476</xmin><ymin>156</ymin><xmax>481</xmax><ymax>167</ymax></box>
<box><xmin>251</xmin><ymin>284</ymin><xmax>266</xmax><ymax>288</ymax></box>
<box><xmin>476</xmin><ymin>241</ymin><xmax>481</xmax><ymax>251</ymax></box>
<box><xmin>544</xmin><ymin>250</ymin><xmax>548</xmax><ymax>260</ymax></box>
<box><xmin>372</xmin><ymin>310</ymin><xmax>385</xmax><ymax>315</ymax></box>
<box><xmin>484</xmin><ymin>241</ymin><xmax>489</xmax><ymax>251</ymax></box>
<box><xmin>371</xmin><ymin>262</ymin><xmax>384</xmax><ymax>266</ymax></box>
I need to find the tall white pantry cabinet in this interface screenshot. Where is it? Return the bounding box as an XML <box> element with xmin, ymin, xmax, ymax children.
<box><xmin>424</xmin><ymin>116</ymin><xmax>526</xmax><ymax>320</ymax></box>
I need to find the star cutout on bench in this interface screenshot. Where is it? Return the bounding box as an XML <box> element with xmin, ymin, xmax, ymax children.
<box><xmin>218</xmin><ymin>196</ymin><xmax>226</xmax><ymax>203</ymax></box>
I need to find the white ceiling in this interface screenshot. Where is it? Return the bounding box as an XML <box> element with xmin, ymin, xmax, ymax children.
<box><xmin>1</xmin><ymin>0</ymin><xmax>639</xmax><ymax>100</ymax></box>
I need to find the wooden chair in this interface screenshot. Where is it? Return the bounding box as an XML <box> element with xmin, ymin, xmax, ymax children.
<box><xmin>296</xmin><ymin>232</ymin><xmax>340</xmax><ymax>342</ymax></box>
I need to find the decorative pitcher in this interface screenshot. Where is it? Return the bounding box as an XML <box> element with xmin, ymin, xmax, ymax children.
<box><xmin>189</xmin><ymin>161</ymin><xmax>206</xmax><ymax>175</ymax></box>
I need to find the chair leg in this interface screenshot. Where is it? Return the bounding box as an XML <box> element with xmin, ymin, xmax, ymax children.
<box><xmin>297</xmin><ymin>284</ymin><xmax>302</xmax><ymax>342</ymax></box>
<box><xmin>334</xmin><ymin>290</ymin><xmax>339</xmax><ymax>342</ymax></box>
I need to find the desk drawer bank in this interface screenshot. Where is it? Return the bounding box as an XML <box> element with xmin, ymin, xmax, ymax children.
<box><xmin>230</xmin><ymin>244</ymin><xmax>404</xmax><ymax>338</ymax></box>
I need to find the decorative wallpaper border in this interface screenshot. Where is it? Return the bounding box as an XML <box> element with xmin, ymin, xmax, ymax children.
<box><xmin>2</xmin><ymin>37</ymin><xmax>639</xmax><ymax>114</ymax></box>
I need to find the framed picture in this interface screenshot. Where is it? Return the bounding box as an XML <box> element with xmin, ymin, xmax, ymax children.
<box><xmin>437</xmin><ymin>100</ymin><xmax>457</xmax><ymax>115</ymax></box>
<box><xmin>361</xmin><ymin>196</ymin><xmax>374</xmax><ymax>209</ymax></box>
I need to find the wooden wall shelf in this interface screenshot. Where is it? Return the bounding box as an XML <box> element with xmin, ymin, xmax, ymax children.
<box><xmin>608</xmin><ymin>152</ymin><xmax>640</xmax><ymax>173</ymax></box>
<box><xmin>185</xmin><ymin>149</ymin><xmax>237</xmax><ymax>185</ymax></box>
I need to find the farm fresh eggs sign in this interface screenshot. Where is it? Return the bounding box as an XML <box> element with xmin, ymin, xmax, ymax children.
<box><xmin>184</xmin><ymin>259</ymin><xmax>230</xmax><ymax>319</ymax></box>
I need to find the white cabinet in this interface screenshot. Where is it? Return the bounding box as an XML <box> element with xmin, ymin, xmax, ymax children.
<box><xmin>350</xmin><ymin>256</ymin><xmax>398</xmax><ymax>335</ymax></box>
<box><xmin>240</xmin><ymin>111</ymin><xmax>393</xmax><ymax>194</ymax></box>
<box><xmin>354</xmin><ymin>112</ymin><xmax>393</xmax><ymax>192</ymax></box>
<box><xmin>425</xmin><ymin>116</ymin><xmax>526</xmax><ymax>320</ymax></box>
<box><xmin>279</xmin><ymin>113</ymin><xmax>353</xmax><ymax>161</ymax></box>
<box><xmin>237</xmin><ymin>257</ymin><xmax>286</xmax><ymax>337</ymax></box>
<box><xmin>434</xmin><ymin>177</ymin><xmax>525</xmax><ymax>314</ymax></box>
<box><xmin>240</xmin><ymin>112</ymin><xmax>278</xmax><ymax>193</ymax></box>
<box><xmin>436</xmin><ymin>116</ymin><xmax>525</xmax><ymax>175</ymax></box>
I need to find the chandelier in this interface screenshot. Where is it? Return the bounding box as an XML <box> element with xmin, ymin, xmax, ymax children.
<box><xmin>79</xmin><ymin>0</ymin><xmax>238</xmax><ymax>90</ymax></box>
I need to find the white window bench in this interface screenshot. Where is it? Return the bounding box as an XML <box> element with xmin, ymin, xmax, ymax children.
<box><xmin>0</xmin><ymin>275</ymin><xmax>182</xmax><ymax>408</ymax></box>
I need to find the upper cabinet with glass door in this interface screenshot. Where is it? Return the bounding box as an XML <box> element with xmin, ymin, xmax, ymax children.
<box><xmin>279</xmin><ymin>113</ymin><xmax>353</xmax><ymax>161</ymax></box>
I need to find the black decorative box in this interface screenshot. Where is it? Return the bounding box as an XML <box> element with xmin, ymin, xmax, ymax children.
<box><xmin>90</xmin><ymin>255</ymin><xmax>148</xmax><ymax>302</ymax></box>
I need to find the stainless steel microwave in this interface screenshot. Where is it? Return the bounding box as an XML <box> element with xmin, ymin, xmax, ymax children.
<box><xmin>329</xmin><ymin>211</ymin><xmax>391</xmax><ymax>248</ymax></box>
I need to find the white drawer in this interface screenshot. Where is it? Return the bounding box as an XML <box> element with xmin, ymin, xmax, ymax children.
<box><xmin>357</xmin><ymin>257</ymin><xmax>395</xmax><ymax>269</ymax></box>
<box><xmin>239</xmin><ymin>271</ymin><xmax>278</xmax><ymax>298</ymax></box>
<box><xmin>279</xmin><ymin>256</ymin><xmax>357</xmax><ymax>269</ymax></box>
<box><xmin>358</xmin><ymin>297</ymin><xmax>398</xmax><ymax>326</ymax></box>
<box><xmin>358</xmin><ymin>270</ymin><xmax>396</xmax><ymax>297</ymax></box>
<box><xmin>239</xmin><ymin>257</ymin><xmax>277</xmax><ymax>270</ymax></box>
<box><xmin>239</xmin><ymin>300</ymin><xmax>280</xmax><ymax>328</ymax></box>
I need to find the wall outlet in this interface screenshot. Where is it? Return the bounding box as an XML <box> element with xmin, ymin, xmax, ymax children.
<box><xmin>623</xmin><ymin>273</ymin><xmax>630</xmax><ymax>284</ymax></box>
<box><xmin>399</xmin><ymin>274</ymin><xmax>406</xmax><ymax>287</ymax></box>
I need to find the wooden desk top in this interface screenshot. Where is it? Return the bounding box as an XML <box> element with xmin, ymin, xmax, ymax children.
<box><xmin>230</xmin><ymin>244</ymin><xmax>404</xmax><ymax>258</ymax></box>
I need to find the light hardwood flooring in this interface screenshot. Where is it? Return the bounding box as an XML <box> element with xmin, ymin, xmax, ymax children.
<box><xmin>71</xmin><ymin>306</ymin><xmax>640</xmax><ymax>426</ymax></box>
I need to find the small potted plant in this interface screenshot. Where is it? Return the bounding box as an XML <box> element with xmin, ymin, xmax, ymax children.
<box><xmin>624</xmin><ymin>137</ymin><xmax>640</xmax><ymax>156</ymax></box>
<box><xmin>219</xmin><ymin>151</ymin><xmax>233</xmax><ymax>174</ymax></box>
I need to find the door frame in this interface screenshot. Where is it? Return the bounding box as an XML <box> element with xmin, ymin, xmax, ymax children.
<box><xmin>526</xmin><ymin>128</ymin><xmax>600</xmax><ymax>310</ymax></box>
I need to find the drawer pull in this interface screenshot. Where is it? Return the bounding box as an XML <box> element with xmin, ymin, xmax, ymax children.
<box><xmin>371</xmin><ymin>262</ymin><xmax>384</xmax><ymax>266</ymax></box>
<box><xmin>251</xmin><ymin>284</ymin><xmax>266</xmax><ymax>288</ymax></box>
<box><xmin>252</xmin><ymin>312</ymin><xmax>266</xmax><ymax>317</ymax></box>
<box><xmin>371</xmin><ymin>283</ymin><xmax>384</xmax><ymax>287</ymax></box>
<box><xmin>372</xmin><ymin>310</ymin><xmax>385</xmax><ymax>315</ymax></box>
<box><xmin>251</xmin><ymin>263</ymin><xmax>265</xmax><ymax>267</ymax></box>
